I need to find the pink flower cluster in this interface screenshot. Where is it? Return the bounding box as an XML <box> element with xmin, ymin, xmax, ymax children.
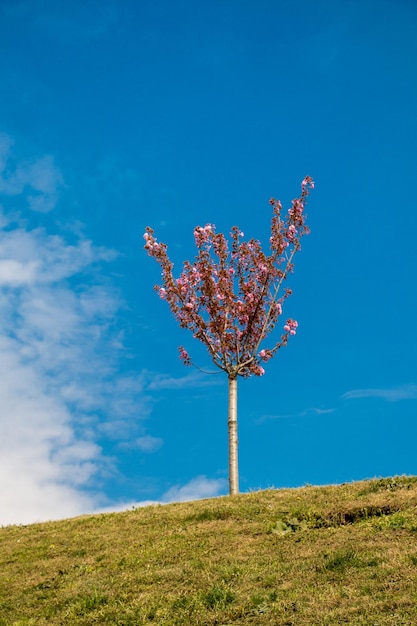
<box><xmin>258</xmin><ymin>349</ymin><xmax>273</xmax><ymax>362</ymax></box>
<box><xmin>286</xmin><ymin>224</ymin><xmax>297</xmax><ymax>242</ymax></box>
<box><xmin>143</xmin><ymin>231</ymin><xmax>160</xmax><ymax>254</ymax></box>
<box><xmin>194</xmin><ymin>224</ymin><xmax>214</xmax><ymax>247</ymax></box>
<box><xmin>283</xmin><ymin>319</ymin><xmax>298</xmax><ymax>336</ymax></box>
<box><xmin>301</xmin><ymin>176</ymin><xmax>314</xmax><ymax>190</ymax></box>
<box><xmin>178</xmin><ymin>345</ymin><xmax>191</xmax><ymax>366</ymax></box>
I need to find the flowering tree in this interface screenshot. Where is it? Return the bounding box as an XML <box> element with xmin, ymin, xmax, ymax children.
<box><xmin>144</xmin><ymin>176</ymin><xmax>314</xmax><ymax>495</ymax></box>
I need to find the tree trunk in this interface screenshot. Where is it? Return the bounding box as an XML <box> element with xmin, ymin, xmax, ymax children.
<box><xmin>228</xmin><ymin>375</ymin><xmax>239</xmax><ymax>495</ymax></box>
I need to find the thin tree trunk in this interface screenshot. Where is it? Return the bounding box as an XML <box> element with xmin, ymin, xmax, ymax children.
<box><xmin>228</xmin><ymin>375</ymin><xmax>239</xmax><ymax>495</ymax></box>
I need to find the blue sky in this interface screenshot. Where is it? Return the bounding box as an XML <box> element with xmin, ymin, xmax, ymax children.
<box><xmin>0</xmin><ymin>0</ymin><xmax>416</xmax><ymax>525</ymax></box>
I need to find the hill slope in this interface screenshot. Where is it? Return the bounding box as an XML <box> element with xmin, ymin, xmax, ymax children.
<box><xmin>1</xmin><ymin>476</ymin><xmax>417</xmax><ymax>625</ymax></box>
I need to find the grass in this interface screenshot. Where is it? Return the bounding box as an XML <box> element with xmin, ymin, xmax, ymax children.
<box><xmin>1</xmin><ymin>475</ymin><xmax>417</xmax><ymax>624</ymax></box>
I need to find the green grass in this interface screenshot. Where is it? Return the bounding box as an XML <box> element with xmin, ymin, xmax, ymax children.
<box><xmin>1</xmin><ymin>476</ymin><xmax>417</xmax><ymax>625</ymax></box>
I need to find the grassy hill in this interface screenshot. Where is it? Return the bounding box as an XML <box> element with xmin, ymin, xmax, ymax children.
<box><xmin>1</xmin><ymin>476</ymin><xmax>417</xmax><ymax>625</ymax></box>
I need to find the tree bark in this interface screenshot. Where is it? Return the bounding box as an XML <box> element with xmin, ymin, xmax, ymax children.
<box><xmin>228</xmin><ymin>375</ymin><xmax>239</xmax><ymax>495</ymax></box>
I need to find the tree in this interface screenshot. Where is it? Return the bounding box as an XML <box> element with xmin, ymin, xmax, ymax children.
<box><xmin>144</xmin><ymin>176</ymin><xmax>314</xmax><ymax>495</ymax></box>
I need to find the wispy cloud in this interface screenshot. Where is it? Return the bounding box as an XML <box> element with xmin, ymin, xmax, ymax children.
<box><xmin>0</xmin><ymin>134</ymin><xmax>63</xmax><ymax>212</ymax></box>
<box><xmin>342</xmin><ymin>384</ymin><xmax>417</xmax><ymax>402</ymax></box>
<box><xmin>118</xmin><ymin>435</ymin><xmax>164</xmax><ymax>454</ymax></box>
<box><xmin>146</xmin><ymin>370</ymin><xmax>223</xmax><ymax>391</ymax></box>
<box><xmin>162</xmin><ymin>475</ymin><xmax>227</xmax><ymax>503</ymax></box>
<box><xmin>0</xmin><ymin>137</ymin><xmax>157</xmax><ymax>526</ymax></box>
<box><xmin>257</xmin><ymin>382</ymin><xmax>417</xmax><ymax>427</ymax></box>
<box><xmin>257</xmin><ymin>406</ymin><xmax>335</xmax><ymax>423</ymax></box>
<box><xmin>135</xmin><ymin>436</ymin><xmax>163</xmax><ymax>453</ymax></box>
<box><xmin>96</xmin><ymin>475</ymin><xmax>228</xmax><ymax>514</ymax></box>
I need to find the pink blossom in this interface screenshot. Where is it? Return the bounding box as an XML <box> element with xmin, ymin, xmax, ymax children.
<box><xmin>269</xmin><ymin>198</ymin><xmax>282</xmax><ymax>211</ymax></box>
<box><xmin>259</xmin><ymin>349</ymin><xmax>273</xmax><ymax>362</ymax></box>
<box><xmin>176</xmin><ymin>276</ymin><xmax>188</xmax><ymax>296</ymax></box>
<box><xmin>189</xmin><ymin>267</ymin><xmax>201</xmax><ymax>285</ymax></box>
<box><xmin>285</xmin><ymin>225</ymin><xmax>298</xmax><ymax>243</ymax></box>
<box><xmin>253</xmin><ymin>365</ymin><xmax>265</xmax><ymax>376</ymax></box>
<box><xmin>158</xmin><ymin>287</ymin><xmax>167</xmax><ymax>299</ymax></box>
<box><xmin>194</xmin><ymin>224</ymin><xmax>214</xmax><ymax>247</ymax></box>
<box><xmin>284</xmin><ymin>319</ymin><xmax>298</xmax><ymax>335</ymax></box>
<box><xmin>301</xmin><ymin>176</ymin><xmax>315</xmax><ymax>189</ymax></box>
<box><xmin>178</xmin><ymin>346</ymin><xmax>191</xmax><ymax>365</ymax></box>
<box><xmin>143</xmin><ymin>231</ymin><xmax>160</xmax><ymax>255</ymax></box>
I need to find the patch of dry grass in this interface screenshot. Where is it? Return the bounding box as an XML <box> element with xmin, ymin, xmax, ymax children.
<box><xmin>1</xmin><ymin>476</ymin><xmax>417</xmax><ymax>625</ymax></box>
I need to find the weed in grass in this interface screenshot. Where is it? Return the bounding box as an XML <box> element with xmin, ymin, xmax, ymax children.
<box><xmin>66</xmin><ymin>591</ymin><xmax>108</xmax><ymax>616</ymax></box>
<box><xmin>269</xmin><ymin>590</ymin><xmax>278</xmax><ymax>602</ymax></box>
<box><xmin>263</xmin><ymin>574</ymin><xmax>278</xmax><ymax>589</ymax></box>
<box><xmin>323</xmin><ymin>548</ymin><xmax>363</xmax><ymax>572</ymax></box>
<box><xmin>373</xmin><ymin>511</ymin><xmax>417</xmax><ymax>532</ymax></box>
<box><xmin>184</xmin><ymin>508</ymin><xmax>233</xmax><ymax>522</ymax></box>
<box><xmin>201</xmin><ymin>584</ymin><xmax>235</xmax><ymax>609</ymax></box>
<box><xmin>172</xmin><ymin>594</ymin><xmax>192</xmax><ymax>611</ymax></box>
<box><xmin>322</xmin><ymin>548</ymin><xmax>381</xmax><ymax>573</ymax></box>
<box><xmin>71</xmin><ymin>549</ymin><xmax>87</xmax><ymax>557</ymax></box>
<box><xmin>220</xmin><ymin>563</ymin><xmax>241</xmax><ymax>583</ymax></box>
<box><xmin>249</xmin><ymin>593</ymin><xmax>271</xmax><ymax>615</ymax></box>
<box><xmin>267</xmin><ymin>515</ymin><xmax>309</xmax><ymax>536</ymax></box>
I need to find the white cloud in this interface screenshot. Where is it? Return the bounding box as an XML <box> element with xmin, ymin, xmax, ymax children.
<box><xmin>257</xmin><ymin>406</ymin><xmax>336</xmax><ymax>423</ymax></box>
<box><xmin>0</xmin><ymin>330</ymin><xmax>103</xmax><ymax>525</ymax></box>
<box><xmin>162</xmin><ymin>475</ymin><xmax>228</xmax><ymax>503</ymax></box>
<box><xmin>342</xmin><ymin>384</ymin><xmax>417</xmax><ymax>402</ymax></box>
<box><xmin>146</xmin><ymin>370</ymin><xmax>223</xmax><ymax>391</ymax></box>
<box><xmin>0</xmin><ymin>258</ymin><xmax>39</xmax><ymax>285</ymax></box>
<box><xmin>0</xmin><ymin>134</ymin><xmax>63</xmax><ymax>212</ymax></box>
<box><xmin>0</xmin><ymin>138</ymin><xmax>157</xmax><ymax>527</ymax></box>
<box><xmin>95</xmin><ymin>475</ymin><xmax>228</xmax><ymax>515</ymax></box>
<box><xmin>132</xmin><ymin>435</ymin><xmax>163</xmax><ymax>453</ymax></box>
